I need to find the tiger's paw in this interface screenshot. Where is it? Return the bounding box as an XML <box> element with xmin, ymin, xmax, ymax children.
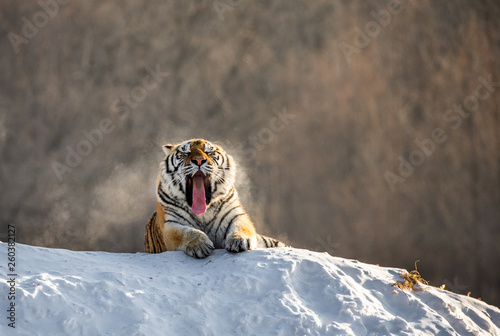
<box><xmin>225</xmin><ymin>233</ymin><xmax>255</xmax><ymax>253</ymax></box>
<box><xmin>183</xmin><ymin>231</ymin><xmax>214</xmax><ymax>259</ymax></box>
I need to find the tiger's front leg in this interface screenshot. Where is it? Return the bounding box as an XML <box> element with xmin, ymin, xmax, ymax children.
<box><xmin>164</xmin><ymin>223</ymin><xmax>215</xmax><ymax>259</ymax></box>
<box><xmin>224</xmin><ymin>214</ymin><xmax>258</xmax><ymax>253</ymax></box>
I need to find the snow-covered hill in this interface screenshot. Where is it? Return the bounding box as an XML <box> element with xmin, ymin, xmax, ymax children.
<box><xmin>1</xmin><ymin>243</ymin><xmax>499</xmax><ymax>336</ymax></box>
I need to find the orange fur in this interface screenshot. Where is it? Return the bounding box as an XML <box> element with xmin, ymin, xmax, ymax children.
<box><xmin>231</xmin><ymin>216</ymin><xmax>256</xmax><ymax>238</ymax></box>
<box><xmin>164</xmin><ymin>226</ymin><xmax>186</xmax><ymax>250</ymax></box>
<box><xmin>144</xmin><ymin>209</ymin><xmax>167</xmax><ymax>254</ymax></box>
<box><xmin>156</xmin><ymin>202</ymin><xmax>165</xmax><ymax>224</ymax></box>
<box><xmin>145</xmin><ymin>139</ymin><xmax>286</xmax><ymax>256</ymax></box>
<box><xmin>183</xmin><ymin>140</ymin><xmax>213</xmax><ymax>166</ymax></box>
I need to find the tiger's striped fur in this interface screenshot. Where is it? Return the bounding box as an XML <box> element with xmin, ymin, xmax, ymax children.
<box><xmin>144</xmin><ymin>139</ymin><xmax>285</xmax><ymax>258</ymax></box>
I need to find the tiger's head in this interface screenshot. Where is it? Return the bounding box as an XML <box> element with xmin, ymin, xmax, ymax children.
<box><xmin>158</xmin><ymin>139</ymin><xmax>236</xmax><ymax>215</ymax></box>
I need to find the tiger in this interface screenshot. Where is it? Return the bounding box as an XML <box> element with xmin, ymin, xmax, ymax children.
<box><xmin>144</xmin><ymin>139</ymin><xmax>286</xmax><ymax>258</ymax></box>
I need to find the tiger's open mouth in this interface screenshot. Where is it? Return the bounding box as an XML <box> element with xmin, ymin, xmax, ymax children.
<box><xmin>186</xmin><ymin>171</ymin><xmax>211</xmax><ymax>215</ymax></box>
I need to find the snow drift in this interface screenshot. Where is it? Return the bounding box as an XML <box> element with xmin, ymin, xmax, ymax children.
<box><xmin>1</xmin><ymin>243</ymin><xmax>499</xmax><ymax>335</ymax></box>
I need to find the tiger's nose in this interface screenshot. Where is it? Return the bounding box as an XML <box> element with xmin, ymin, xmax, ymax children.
<box><xmin>191</xmin><ymin>157</ymin><xmax>207</xmax><ymax>166</ymax></box>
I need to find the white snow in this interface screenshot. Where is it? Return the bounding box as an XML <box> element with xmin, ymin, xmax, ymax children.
<box><xmin>1</xmin><ymin>243</ymin><xmax>499</xmax><ymax>336</ymax></box>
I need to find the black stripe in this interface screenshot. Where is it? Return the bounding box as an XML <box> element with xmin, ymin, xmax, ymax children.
<box><xmin>158</xmin><ymin>181</ymin><xmax>175</xmax><ymax>202</ymax></box>
<box><xmin>157</xmin><ymin>187</ymin><xmax>180</xmax><ymax>208</ymax></box>
<box><xmin>263</xmin><ymin>236</ymin><xmax>271</xmax><ymax>248</ymax></box>
<box><xmin>166</xmin><ymin>157</ymin><xmax>175</xmax><ymax>173</ymax></box>
<box><xmin>168</xmin><ymin>211</ymin><xmax>193</xmax><ymax>226</ymax></box>
<box><xmin>178</xmin><ymin>177</ymin><xmax>186</xmax><ymax>194</ymax></box>
<box><xmin>207</xmin><ymin>188</ymin><xmax>236</xmax><ymax>228</ymax></box>
<box><xmin>215</xmin><ymin>205</ymin><xmax>241</xmax><ymax>238</ymax></box>
<box><xmin>157</xmin><ymin>188</ymin><xmax>195</xmax><ymax>222</ymax></box>
<box><xmin>266</xmin><ymin>236</ymin><xmax>273</xmax><ymax>247</ymax></box>
<box><xmin>160</xmin><ymin>185</ymin><xmax>200</xmax><ymax>224</ymax></box>
<box><xmin>214</xmin><ymin>193</ymin><xmax>241</xmax><ymax>223</ymax></box>
<box><xmin>164</xmin><ymin>220</ymin><xmax>185</xmax><ymax>226</ymax></box>
<box><xmin>157</xmin><ymin>190</ymin><xmax>171</xmax><ymax>207</ymax></box>
<box><xmin>212</xmin><ymin>181</ymin><xmax>218</xmax><ymax>195</ymax></box>
<box><xmin>206</xmin><ymin>200</ymin><xmax>225</xmax><ymax>231</ymax></box>
<box><xmin>158</xmin><ymin>184</ymin><xmax>186</xmax><ymax>208</ymax></box>
<box><xmin>206</xmin><ymin>200</ymin><xmax>229</xmax><ymax>237</ymax></box>
<box><xmin>224</xmin><ymin>213</ymin><xmax>245</xmax><ymax>240</ymax></box>
<box><xmin>167</xmin><ymin>206</ymin><xmax>202</xmax><ymax>229</ymax></box>
<box><xmin>158</xmin><ymin>198</ymin><xmax>199</xmax><ymax>227</ymax></box>
<box><xmin>162</xmin><ymin>201</ymin><xmax>199</xmax><ymax>226</ymax></box>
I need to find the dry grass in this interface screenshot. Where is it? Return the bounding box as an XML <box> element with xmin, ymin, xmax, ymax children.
<box><xmin>393</xmin><ymin>261</ymin><xmax>429</xmax><ymax>292</ymax></box>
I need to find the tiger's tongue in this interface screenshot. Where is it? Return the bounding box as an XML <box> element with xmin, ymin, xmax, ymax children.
<box><xmin>192</xmin><ymin>175</ymin><xmax>206</xmax><ymax>215</ymax></box>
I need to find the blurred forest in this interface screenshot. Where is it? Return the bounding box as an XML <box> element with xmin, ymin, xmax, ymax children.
<box><xmin>1</xmin><ymin>1</ymin><xmax>499</xmax><ymax>306</ymax></box>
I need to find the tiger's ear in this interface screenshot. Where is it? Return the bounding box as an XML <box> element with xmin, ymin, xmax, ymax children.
<box><xmin>162</xmin><ymin>144</ymin><xmax>174</xmax><ymax>155</ymax></box>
